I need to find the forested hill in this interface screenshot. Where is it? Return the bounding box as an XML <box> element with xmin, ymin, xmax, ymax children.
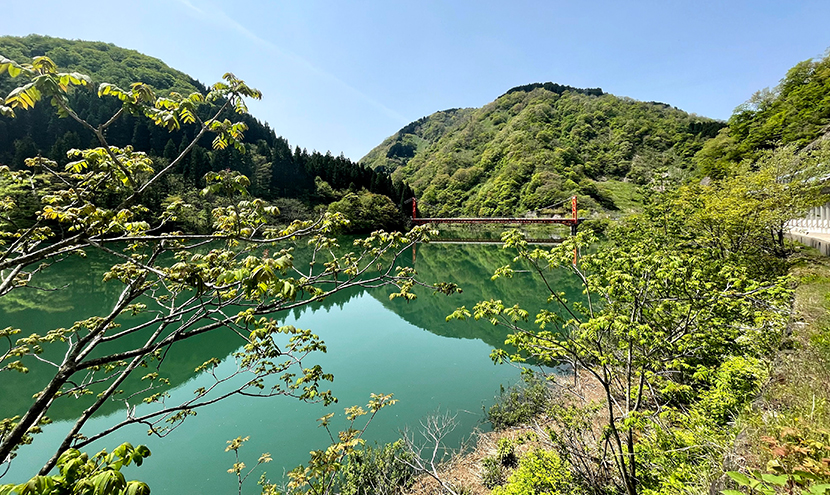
<box><xmin>363</xmin><ymin>83</ymin><xmax>725</xmax><ymax>217</ymax></box>
<box><xmin>0</xmin><ymin>35</ymin><xmax>412</xmax><ymax>227</ymax></box>
<box><xmin>693</xmin><ymin>51</ymin><xmax>830</xmax><ymax>178</ymax></box>
<box><xmin>360</xmin><ymin>108</ymin><xmax>475</xmax><ymax>173</ymax></box>
<box><xmin>0</xmin><ymin>35</ymin><xmax>202</xmax><ymax>95</ymax></box>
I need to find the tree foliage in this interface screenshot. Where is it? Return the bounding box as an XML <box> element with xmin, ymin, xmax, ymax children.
<box><xmin>0</xmin><ymin>442</ymin><xmax>152</xmax><ymax>495</ymax></box>
<box><xmin>443</xmin><ymin>47</ymin><xmax>830</xmax><ymax>495</ymax></box>
<box><xmin>653</xmin><ymin>142</ymin><xmax>830</xmax><ymax>271</ymax></box>
<box><xmin>0</xmin><ymin>35</ymin><xmax>412</xmax><ymax>218</ymax></box>
<box><xmin>0</xmin><ymin>55</ymin><xmax>447</xmax><ymax>487</ymax></box>
<box><xmin>360</xmin><ymin>108</ymin><xmax>474</xmax><ymax>173</ymax></box>
<box><xmin>447</xmin><ymin>142</ymin><xmax>827</xmax><ymax>492</ymax></box>
<box><xmin>327</xmin><ymin>191</ymin><xmax>403</xmax><ymax>233</ymax></box>
<box><xmin>694</xmin><ymin>49</ymin><xmax>830</xmax><ymax>176</ymax></box>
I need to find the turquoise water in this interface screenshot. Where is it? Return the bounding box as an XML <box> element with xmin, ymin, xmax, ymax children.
<box><xmin>0</xmin><ymin>241</ymin><xmax>579</xmax><ymax>493</ymax></box>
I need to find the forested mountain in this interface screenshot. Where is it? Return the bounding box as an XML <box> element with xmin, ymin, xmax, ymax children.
<box><xmin>0</xmin><ymin>35</ymin><xmax>413</xmax><ymax>229</ymax></box>
<box><xmin>363</xmin><ymin>83</ymin><xmax>725</xmax><ymax>217</ymax></box>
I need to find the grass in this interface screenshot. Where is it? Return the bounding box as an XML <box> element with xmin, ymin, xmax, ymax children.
<box><xmin>595</xmin><ymin>180</ymin><xmax>643</xmax><ymax>214</ymax></box>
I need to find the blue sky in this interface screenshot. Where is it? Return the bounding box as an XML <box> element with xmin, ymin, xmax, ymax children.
<box><xmin>4</xmin><ymin>0</ymin><xmax>830</xmax><ymax>160</ymax></box>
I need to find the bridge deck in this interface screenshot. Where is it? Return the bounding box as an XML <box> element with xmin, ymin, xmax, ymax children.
<box><xmin>427</xmin><ymin>238</ymin><xmax>564</xmax><ymax>244</ymax></box>
<box><xmin>412</xmin><ymin>217</ymin><xmax>584</xmax><ymax>225</ymax></box>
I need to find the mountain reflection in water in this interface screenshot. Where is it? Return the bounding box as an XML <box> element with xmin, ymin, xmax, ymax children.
<box><xmin>0</xmin><ymin>240</ymin><xmax>581</xmax><ymax>494</ymax></box>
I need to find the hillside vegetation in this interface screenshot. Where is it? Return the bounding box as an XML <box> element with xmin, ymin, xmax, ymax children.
<box><xmin>360</xmin><ymin>107</ymin><xmax>475</xmax><ymax>173</ymax></box>
<box><xmin>0</xmin><ymin>35</ymin><xmax>201</xmax><ymax>95</ymax></box>
<box><xmin>363</xmin><ymin>83</ymin><xmax>724</xmax><ymax>217</ymax></box>
<box><xmin>434</xmin><ymin>52</ymin><xmax>830</xmax><ymax>495</ymax></box>
<box><xmin>352</xmin><ymin>53</ymin><xmax>830</xmax><ymax>495</ymax></box>
<box><xmin>0</xmin><ymin>35</ymin><xmax>413</xmax><ymax>232</ymax></box>
<box><xmin>694</xmin><ymin>50</ymin><xmax>830</xmax><ymax>178</ymax></box>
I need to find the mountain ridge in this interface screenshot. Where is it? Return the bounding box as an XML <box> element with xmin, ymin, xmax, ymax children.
<box><xmin>363</xmin><ymin>82</ymin><xmax>725</xmax><ymax>217</ymax></box>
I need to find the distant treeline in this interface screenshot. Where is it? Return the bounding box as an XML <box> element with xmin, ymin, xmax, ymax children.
<box><xmin>0</xmin><ymin>34</ymin><xmax>414</xmax><ymax>213</ymax></box>
<box><xmin>396</xmin><ymin>108</ymin><xmax>468</xmax><ymax>136</ymax></box>
<box><xmin>0</xmin><ymin>91</ymin><xmax>413</xmax><ymax>206</ymax></box>
<box><xmin>502</xmin><ymin>82</ymin><xmax>604</xmax><ymax>98</ymax></box>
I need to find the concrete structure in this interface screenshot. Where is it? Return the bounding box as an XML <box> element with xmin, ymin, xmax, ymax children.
<box><xmin>786</xmin><ymin>231</ymin><xmax>830</xmax><ymax>257</ymax></box>
<box><xmin>788</xmin><ymin>204</ymin><xmax>830</xmax><ymax>234</ymax></box>
<box><xmin>787</xmin><ymin>204</ymin><xmax>830</xmax><ymax>255</ymax></box>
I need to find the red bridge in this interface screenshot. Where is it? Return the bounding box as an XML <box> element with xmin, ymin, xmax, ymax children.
<box><xmin>408</xmin><ymin>196</ymin><xmax>583</xmax><ymax>235</ymax></box>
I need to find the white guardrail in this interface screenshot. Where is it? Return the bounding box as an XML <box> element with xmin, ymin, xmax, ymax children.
<box><xmin>787</xmin><ymin>204</ymin><xmax>830</xmax><ymax>234</ymax></box>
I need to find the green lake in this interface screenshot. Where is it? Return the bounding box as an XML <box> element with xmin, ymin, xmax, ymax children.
<box><xmin>0</xmin><ymin>240</ymin><xmax>582</xmax><ymax>494</ymax></box>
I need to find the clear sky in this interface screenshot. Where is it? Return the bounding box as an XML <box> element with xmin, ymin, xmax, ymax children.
<box><xmin>4</xmin><ymin>1</ymin><xmax>830</xmax><ymax>161</ymax></box>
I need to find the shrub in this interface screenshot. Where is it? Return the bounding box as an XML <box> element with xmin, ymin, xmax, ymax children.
<box><xmin>487</xmin><ymin>374</ymin><xmax>551</xmax><ymax>430</ymax></box>
<box><xmin>326</xmin><ymin>190</ymin><xmax>403</xmax><ymax>233</ymax></box>
<box><xmin>496</xmin><ymin>438</ymin><xmax>518</xmax><ymax>468</ymax></box>
<box><xmin>694</xmin><ymin>355</ymin><xmax>768</xmax><ymax>424</ymax></box>
<box><xmin>337</xmin><ymin>440</ymin><xmax>415</xmax><ymax>495</ymax></box>
<box><xmin>490</xmin><ymin>449</ymin><xmax>573</xmax><ymax>495</ymax></box>
<box><xmin>481</xmin><ymin>456</ymin><xmax>505</xmax><ymax>489</ymax></box>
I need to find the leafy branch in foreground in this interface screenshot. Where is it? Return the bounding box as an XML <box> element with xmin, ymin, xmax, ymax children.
<box><xmin>0</xmin><ymin>442</ymin><xmax>151</xmax><ymax>495</ymax></box>
<box><xmin>451</xmin><ymin>223</ymin><xmax>792</xmax><ymax>494</ymax></box>
<box><xmin>0</xmin><ymin>55</ymin><xmax>450</xmax><ymax>483</ymax></box>
<box><xmin>252</xmin><ymin>393</ymin><xmax>399</xmax><ymax>495</ymax></box>
<box><xmin>722</xmin><ymin>469</ymin><xmax>830</xmax><ymax>495</ymax></box>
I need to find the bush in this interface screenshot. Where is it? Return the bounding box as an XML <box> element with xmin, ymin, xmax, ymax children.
<box><xmin>496</xmin><ymin>438</ymin><xmax>518</xmax><ymax>468</ymax></box>
<box><xmin>337</xmin><ymin>440</ymin><xmax>415</xmax><ymax>495</ymax></box>
<box><xmin>579</xmin><ymin>218</ymin><xmax>611</xmax><ymax>237</ymax></box>
<box><xmin>633</xmin><ymin>409</ymin><xmax>726</xmax><ymax>494</ymax></box>
<box><xmin>481</xmin><ymin>456</ymin><xmax>505</xmax><ymax>488</ymax></box>
<box><xmin>487</xmin><ymin>374</ymin><xmax>551</xmax><ymax>430</ymax></box>
<box><xmin>694</xmin><ymin>355</ymin><xmax>768</xmax><ymax>424</ymax></box>
<box><xmin>327</xmin><ymin>191</ymin><xmax>403</xmax><ymax>233</ymax></box>
<box><xmin>490</xmin><ymin>449</ymin><xmax>573</xmax><ymax>495</ymax></box>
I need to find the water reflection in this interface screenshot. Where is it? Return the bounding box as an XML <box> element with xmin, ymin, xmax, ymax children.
<box><xmin>1</xmin><ymin>239</ymin><xmax>581</xmax><ymax>494</ymax></box>
<box><xmin>0</xmin><ymin>241</ymin><xmax>581</xmax><ymax>421</ymax></box>
<box><xmin>370</xmin><ymin>242</ymin><xmax>583</xmax><ymax>349</ymax></box>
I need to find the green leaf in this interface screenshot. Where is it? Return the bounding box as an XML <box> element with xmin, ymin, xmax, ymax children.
<box><xmin>124</xmin><ymin>481</ymin><xmax>151</xmax><ymax>495</ymax></box>
<box><xmin>90</xmin><ymin>470</ymin><xmax>126</xmax><ymax>495</ymax></box>
<box><xmin>726</xmin><ymin>471</ymin><xmax>752</xmax><ymax>487</ymax></box>
<box><xmin>7</xmin><ymin>64</ymin><xmax>21</xmax><ymax>78</ymax></box>
<box><xmin>759</xmin><ymin>473</ymin><xmax>788</xmax><ymax>486</ymax></box>
<box><xmin>31</xmin><ymin>56</ymin><xmax>56</xmax><ymax>74</ymax></box>
<box><xmin>13</xmin><ymin>476</ymin><xmax>55</xmax><ymax>495</ymax></box>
